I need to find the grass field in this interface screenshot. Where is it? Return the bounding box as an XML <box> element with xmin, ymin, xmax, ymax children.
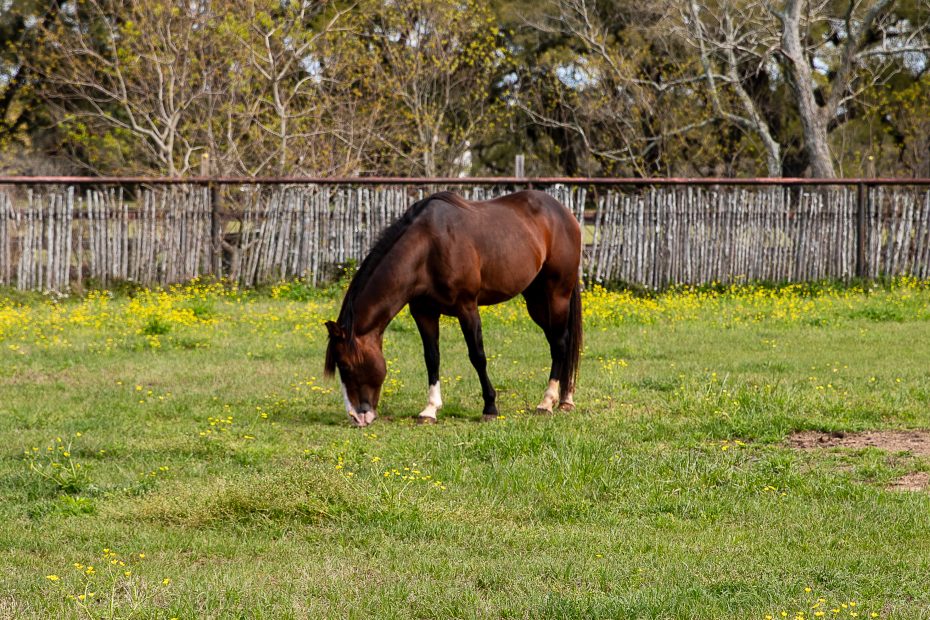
<box><xmin>2</xmin><ymin>278</ymin><xmax>930</xmax><ymax>619</ymax></box>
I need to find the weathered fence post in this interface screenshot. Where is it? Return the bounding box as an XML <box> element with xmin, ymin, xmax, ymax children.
<box><xmin>856</xmin><ymin>182</ymin><xmax>868</xmax><ymax>278</ymax></box>
<box><xmin>202</xmin><ymin>153</ymin><xmax>223</xmax><ymax>278</ymax></box>
<box><xmin>210</xmin><ymin>184</ymin><xmax>222</xmax><ymax>278</ymax></box>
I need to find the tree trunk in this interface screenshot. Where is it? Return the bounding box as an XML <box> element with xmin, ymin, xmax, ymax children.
<box><xmin>798</xmin><ymin>113</ymin><xmax>836</xmax><ymax>178</ymax></box>
<box><xmin>780</xmin><ymin>0</ymin><xmax>837</xmax><ymax>178</ymax></box>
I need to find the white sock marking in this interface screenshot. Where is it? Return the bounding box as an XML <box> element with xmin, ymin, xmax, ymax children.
<box><xmin>418</xmin><ymin>382</ymin><xmax>442</xmax><ymax>419</ymax></box>
<box><xmin>537</xmin><ymin>379</ymin><xmax>559</xmax><ymax>411</ymax></box>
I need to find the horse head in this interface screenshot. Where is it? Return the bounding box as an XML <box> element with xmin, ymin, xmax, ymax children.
<box><xmin>324</xmin><ymin>321</ymin><xmax>386</xmax><ymax>427</ymax></box>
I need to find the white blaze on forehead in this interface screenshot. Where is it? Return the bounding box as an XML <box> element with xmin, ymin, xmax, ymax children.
<box><xmin>417</xmin><ymin>382</ymin><xmax>442</xmax><ymax>420</ymax></box>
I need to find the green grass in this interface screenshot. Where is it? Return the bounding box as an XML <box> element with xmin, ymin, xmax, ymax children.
<box><xmin>2</xmin><ymin>280</ymin><xmax>930</xmax><ymax>619</ymax></box>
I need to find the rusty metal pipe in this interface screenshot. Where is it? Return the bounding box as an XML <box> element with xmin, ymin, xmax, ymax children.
<box><xmin>1</xmin><ymin>176</ymin><xmax>930</xmax><ymax>186</ymax></box>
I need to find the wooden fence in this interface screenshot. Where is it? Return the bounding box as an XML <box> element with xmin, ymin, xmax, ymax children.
<box><xmin>1</xmin><ymin>179</ymin><xmax>929</xmax><ymax>292</ymax></box>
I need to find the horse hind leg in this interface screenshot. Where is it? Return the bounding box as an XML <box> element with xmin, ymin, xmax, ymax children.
<box><xmin>523</xmin><ymin>283</ymin><xmax>575</xmax><ymax>414</ymax></box>
<box><xmin>557</xmin><ymin>279</ymin><xmax>581</xmax><ymax>411</ymax></box>
<box><xmin>536</xmin><ymin>377</ymin><xmax>560</xmax><ymax>414</ymax></box>
<box><xmin>557</xmin><ymin>384</ymin><xmax>575</xmax><ymax>412</ymax></box>
<box><xmin>540</xmin><ymin>327</ymin><xmax>576</xmax><ymax>413</ymax></box>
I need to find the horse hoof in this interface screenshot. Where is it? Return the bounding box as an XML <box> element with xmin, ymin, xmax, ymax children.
<box><xmin>481</xmin><ymin>413</ymin><xmax>499</xmax><ymax>422</ymax></box>
<box><xmin>415</xmin><ymin>415</ymin><xmax>437</xmax><ymax>425</ymax></box>
<box><xmin>557</xmin><ymin>402</ymin><xmax>575</xmax><ymax>412</ymax></box>
<box><xmin>535</xmin><ymin>406</ymin><xmax>554</xmax><ymax>415</ymax></box>
<box><xmin>350</xmin><ymin>411</ymin><xmax>376</xmax><ymax>427</ymax></box>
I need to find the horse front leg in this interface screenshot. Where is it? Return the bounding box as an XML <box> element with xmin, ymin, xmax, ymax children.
<box><xmin>457</xmin><ymin>303</ymin><xmax>498</xmax><ymax>421</ymax></box>
<box><xmin>412</xmin><ymin>305</ymin><xmax>442</xmax><ymax>424</ymax></box>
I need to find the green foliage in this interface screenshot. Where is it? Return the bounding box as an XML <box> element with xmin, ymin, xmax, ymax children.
<box><xmin>24</xmin><ymin>435</ymin><xmax>91</xmax><ymax>494</ymax></box>
<box><xmin>141</xmin><ymin>316</ymin><xmax>171</xmax><ymax>336</ymax></box>
<box><xmin>4</xmin><ymin>0</ymin><xmax>930</xmax><ymax>177</ymax></box>
<box><xmin>323</xmin><ymin>0</ymin><xmax>515</xmax><ymax>175</ymax></box>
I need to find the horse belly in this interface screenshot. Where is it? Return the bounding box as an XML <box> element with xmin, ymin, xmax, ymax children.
<box><xmin>475</xmin><ymin>243</ymin><xmax>544</xmax><ymax>305</ymax></box>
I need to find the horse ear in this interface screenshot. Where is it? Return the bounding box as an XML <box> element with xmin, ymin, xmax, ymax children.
<box><xmin>325</xmin><ymin>320</ymin><xmax>344</xmax><ymax>339</ymax></box>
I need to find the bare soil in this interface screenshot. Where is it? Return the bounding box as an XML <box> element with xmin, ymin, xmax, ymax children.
<box><xmin>788</xmin><ymin>430</ymin><xmax>930</xmax><ymax>492</ymax></box>
<box><xmin>888</xmin><ymin>472</ymin><xmax>930</xmax><ymax>492</ymax></box>
<box><xmin>787</xmin><ymin>430</ymin><xmax>930</xmax><ymax>456</ymax></box>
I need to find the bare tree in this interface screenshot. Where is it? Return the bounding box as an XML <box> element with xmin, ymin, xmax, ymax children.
<box><xmin>774</xmin><ymin>0</ymin><xmax>930</xmax><ymax>177</ymax></box>
<box><xmin>31</xmin><ymin>0</ymin><xmax>356</xmax><ymax>176</ymax></box>
<box><xmin>519</xmin><ymin>0</ymin><xmax>767</xmax><ymax>176</ymax></box>
<box><xmin>680</xmin><ymin>1</ymin><xmax>783</xmax><ymax>176</ymax></box>
<box><xmin>520</xmin><ymin>0</ymin><xmax>658</xmax><ymax>175</ymax></box>
<box><xmin>680</xmin><ymin>0</ymin><xmax>930</xmax><ymax>177</ymax></box>
<box><xmin>221</xmin><ymin>0</ymin><xmax>354</xmax><ymax>176</ymax></box>
<box><xmin>31</xmin><ymin>0</ymin><xmax>233</xmax><ymax>175</ymax></box>
<box><xmin>331</xmin><ymin>0</ymin><xmax>512</xmax><ymax>177</ymax></box>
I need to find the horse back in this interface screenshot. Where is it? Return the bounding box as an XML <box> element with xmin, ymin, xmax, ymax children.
<box><xmin>413</xmin><ymin>191</ymin><xmax>580</xmax><ymax>306</ymax></box>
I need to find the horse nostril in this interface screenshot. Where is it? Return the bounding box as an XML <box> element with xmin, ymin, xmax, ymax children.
<box><xmin>359</xmin><ymin>402</ymin><xmax>372</xmax><ymax>414</ymax></box>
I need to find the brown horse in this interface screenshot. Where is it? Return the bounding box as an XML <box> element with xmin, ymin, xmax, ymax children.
<box><xmin>324</xmin><ymin>189</ymin><xmax>582</xmax><ymax>426</ymax></box>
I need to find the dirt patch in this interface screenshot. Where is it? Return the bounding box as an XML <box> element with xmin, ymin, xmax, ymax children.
<box><xmin>788</xmin><ymin>430</ymin><xmax>930</xmax><ymax>492</ymax></box>
<box><xmin>888</xmin><ymin>472</ymin><xmax>930</xmax><ymax>492</ymax></box>
<box><xmin>787</xmin><ymin>430</ymin><xmax>930</xmax><ymax>457</ymax></box>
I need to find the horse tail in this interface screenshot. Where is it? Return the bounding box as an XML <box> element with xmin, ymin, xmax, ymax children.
<box><xmin>560</xmin><ymin>279</ymin><xmax>583</xmax><ymax>400</ymax></box>
<box><xmin>324</xmin><ymin>337</ymin><xmax>337</xmax><ymax>378</ymax></box>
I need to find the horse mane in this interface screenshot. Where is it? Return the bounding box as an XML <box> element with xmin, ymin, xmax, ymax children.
<box><xmin>325</xmin><ymin>192</ymin><xmax>461</xmax><ymax>376</ymax></box>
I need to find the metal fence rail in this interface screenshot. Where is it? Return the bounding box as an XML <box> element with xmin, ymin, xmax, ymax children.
<box><xmin>1</xmin><ymin>177</ymin><xmax>929</xmax><ymax>291</ymax></box>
